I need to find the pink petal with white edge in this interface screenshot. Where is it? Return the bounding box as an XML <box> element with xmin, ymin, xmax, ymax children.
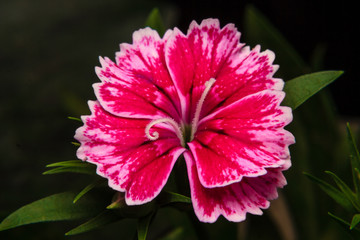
<box><xmin>165</xmin><ymin>19</ymin><xmax>283</xmax><ymax>121</ymax></box>
<box><xmin>189</xmin><ymin>90</ymin><xmax>294</xmax><ymax>188</ymax></box>
<box><xmin>184</xmin><ymin>153</ymin><xmax>286</xmax><ymax>223</ymax></box>
<box><xmin>75</xmin><ymin>101</ymin><xmax>186</xmax><ymax>204</ymax></box>
<box><xmin>203</xmin><ymin>46</ymin><xmax>284</xmax><ymax>117</ymax></box>
<box><xmin>165</xmin><ymin>19</ymin><xmax>241</xmax><ymax>123</ymax></box>
<box><xmin>94</xmin><ymin>28</ymin><xmax>181</xmax><ymax>120</ymax></box>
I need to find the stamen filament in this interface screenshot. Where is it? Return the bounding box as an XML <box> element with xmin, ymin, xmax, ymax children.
<box><xmin>190</xmin><ymin>78</ymin><xmax>216</xmax><ymax>141</ymax></box>
<box><xmin>145</xmin><ymin>118</ymin><xmax>185</xmax><ymax>147</ymax></box>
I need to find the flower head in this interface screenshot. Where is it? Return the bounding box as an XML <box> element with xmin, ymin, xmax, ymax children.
<box><xmin>75</xmin><ymin>19</ymin><xmax>295</xmax><ymax>223</ymax></box>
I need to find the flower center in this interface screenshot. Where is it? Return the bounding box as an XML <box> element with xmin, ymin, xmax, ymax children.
<box><xmin>145</xmin><ymin>78</ymin><xmax>216</xmax><ymax>147</ymax></box>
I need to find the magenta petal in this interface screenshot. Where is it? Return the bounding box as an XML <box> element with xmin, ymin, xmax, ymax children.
<box><xmin>203</xmin><ymin>46</ymin><xmax>284</xmax><ymax>117</ymax></box>
<box><xmin>189</xmin><ymin>90</ymin><xmax>294</xmax><ymax>187</ymax></box>
<box><xmin>75</xmin><ymin>101</ymin><xmax>185</xmax><ymax>204</ymax></box>
<box><xmin>184</xmin><ymin>153</ymin><xmax>288</xmax><ymax>223</ymax></box>
<box><xmin>95</xmin><ymin>28</ymin><xmax>181</xmax><ymax>120</ymax></box>
<box><xmin>165</xmin><ymin>19</ymin><xmax>242</xmax><ymax>122</ymax></box>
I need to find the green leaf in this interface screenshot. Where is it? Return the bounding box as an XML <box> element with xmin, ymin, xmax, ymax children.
<box><xmin>157</xmin><ymin>227</ymin><xmax>184</xmax><ymax>240</ymax></box>
<box><xmin>0</xmin><ymin>192</ymin><xmax>102</xmax><ymax>231</ymax></box>
<box><xmin>43</xmin><ymin>160</ymin><xmax>96</xmax><ymax>175</ymax></box>
<box><xmin>71</xmin><ymin>142</ymin><xmax>81</xmax><ymax>147</ymax></box>
<box><xmin>283</xmin><ymin>71</ymin><xmax>343</xmax><ymax>109</ymax></box>
<box><xmin>325</xmin><ymin>171</ymin><xmax>360</xmax><ymax>211</ymax></box>
<box><xmin>304</xmin><ymin>172</ymin><xmax>355</xmax><ymax>212</ymax></box>
<box><xmin>347</xmin><ymin>123</ymin><xmax>360</xmax><ymax>162</ymax></box>
<box><xmin>157</xmin><ymin>191</ymin><xmax>191</xmax><ymax>206</ymax></box>
<box><xmin>137</xmin><ymin>212</ymin><xmax>155</xmax><ymax>240</ymax></box>
<box><xmin>347</xmin><ymin>123</ymin><xmax>360</xmax><ymax>195</ymax></box>
<box><xmin>351</xmin><ymin>214</ymin><xmax>360</xmax><ymax>230</ymax></box>
<box><xmin>328</xmin><ymin>212</ymin><xmax>351</xmax><ymax>228</ymax></box>
<box><xmin>67</xmin><ymin>116</ymin><xmax>82</xmax><ymax>122</ymax></box>
<box><xmin>243</xmin><ymin>5</ymin><xmax>308</xmax><ymax>79</ymax></box>
<box><xmin>43</xmin><ymin>166</ymin><xmax>95</xmax><ymax>175</ymax></box>
<box><xmin>45</xmin><ymin>160</ymin><xmax>90</xmax><ymax>168</ymax></box>
<box><xmin>66</xmin><ymin>210</ymin><xmax>121</xmax><ymax>236</ymax></box>
<box><xmin>73</xmin><ymin>179</ymin><xmax>105</xmax><ymax>203</ymax></box>
<box><xmin>145</xmin><ymin>8</ymin><xmax>165</xmax><ymax>37</ymax></box>
<box><xmin>328</xmin><ymin>212</ymin><xmax>360</xmax><ymax>238</ymax></box>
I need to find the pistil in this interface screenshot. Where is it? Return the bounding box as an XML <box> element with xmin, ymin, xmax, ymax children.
<box><xmin>145</xmin><ymin>118</ymin><xmax>185</xmax><ymax>147</ymax></box>
<box><xmin>190</xmin><ymin>78</ymin><xmax>216</xmax><ymax>141</ymax></box>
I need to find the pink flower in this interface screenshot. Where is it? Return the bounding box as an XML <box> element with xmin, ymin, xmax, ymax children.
<box><xmin>75</xmin><ymin>19</ymin><xmax>295</xmax><ymax>223</ymax></box>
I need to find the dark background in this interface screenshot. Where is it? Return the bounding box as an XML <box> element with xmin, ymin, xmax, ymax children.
<box><xmin>0</xmin><ymin>0</ymin><xmax>358</xmax><ymax>239</ymax></box>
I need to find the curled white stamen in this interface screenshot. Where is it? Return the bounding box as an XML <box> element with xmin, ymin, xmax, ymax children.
<box><xmin>190</xmin><ymin>78</ymin><xmax>216</xmax><ymax>141</ymax></box>
<box><xmin>145</xmin><ymin>117</ymin><xmax>185</xmax><ymax>147</ymax></box>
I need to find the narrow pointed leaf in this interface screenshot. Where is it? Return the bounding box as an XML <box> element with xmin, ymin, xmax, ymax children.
<box><xmin>46</xmin><ymin>160</ymin><xmax>91</xmax><ymax>168</ymax></box>
<box><xmin>106</xmin><ymin>201</ymin><xmax>126</xmax><ymax>210</ymax></box>
<box><xmin>351</xmin><ymin>157</ymin><xmax>360</xmax><ymax>197</ymax></box>
<box><xmin>68</xmin><ymin>116</ymin><xmax>82</xmax><ymax>122</ymax></box>
<box><xmin>0</xmin><ymin>192</ymin><xmax>102</xmax><ymax>231</ymax></box>
<box><xmin>355</xmin><ymin>168</ymin><xmax>360</xmax><ymax>186</ymax></box>
<box><xmin>283</xmin><ymin>71</ymin><xmax>343</xmax><ymax>109</ymax></box>
<box><xmin>145</xmin><ymin>8</ymin><xmax>165</xmax><ymax>36</ymax></box>
<box><xmin>73</xmin><ymin>179</ymin><xmax>105</xmax><ymax>203</ymax></box>
<box><xmin>328</xmin><ymin>212</ymin><xmax>351</xmax><ymax>229</ymax></box>
<box><xmin>347</xmin><ymin>123</ymin><xmax>360</xmax><ymax>162</ymax></box>
<box><xmin>351</xmin><ymin>214</ymin><xmax>360</xmax><ymax>230</ymax></box>
<box><xmin>325</xmin><ymin>171</ymin><xmax>360</xmax><ymax>211</ymax></box>
<box><xmin>137</xmin><ymin>212</ymin><xmax>155</xmax><ymax>240</ymax></box>
<box><xmin>65</xmin><ymin>211</ymin><xmax>121</xmax><ymax>236</ymax></box>
<box><xmin>43</xmin><ymin>166</ymin><xmax>95</xmax><ymax>175</ymax></box>
<box><xmin>71</xmin><ymin>142</ymin><xmax>81</xmax><ymax>146</ymax></box>
<box><xmin>304</xmin><ymin>172</ymin><xmax>355</xmax><ymax>212</ymax></box>
<box><xmin>157</xmin><ymin>227</ymin><xmax>184</xmax><ymax>240</ymax></box>
<box><xmin>44</xmin><ymin>160</ymin><xmax>96</xmax><ymax>175</ymax></box>
<box><xmin>157</xmin><ymin>191</ymin><xmax>191</xmax><ymax>206</ymax></box>
<box><xmin>347</xmin><ymin>123</ymin><xmax>360</xmax><ymax>196</ymax></box>
<box><xmin>328</xmin><ymin>212</ymin><xmax>360</xmax><ymax>238</ymax></box>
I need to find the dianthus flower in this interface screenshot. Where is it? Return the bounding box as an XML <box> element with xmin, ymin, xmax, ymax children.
<box><xmin>75</xmin><ymin>19</ymin><xmax>295</xmax><ymax>223</ymax></box>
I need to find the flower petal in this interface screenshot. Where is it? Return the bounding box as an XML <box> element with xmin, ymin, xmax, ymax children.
<box><xmin>75</xmin><ymin>101</ymin><xmax>185</xmax><ymax>204</ymax></box>
<box><xmin>184</xmin><ymin>153</ymin><xmax>286</xmax><ymax>223</ymax></box>
<box><xmin>165</xmin><ymin>19</ymin><xmax>241</xmax><ymax>122</ymax></box>
<box><xmin>189</xmin><ymin>90</ymin><xmax>294</xmax><ymax>187</ymax></box>
<box><xmin>203</xmin><ymin>45</ymin><xmax>284</xmax><ymax>117</ymax></box>
<box><xmin>94</xmin><ymin>28</ymin><xmax>181</xmax><ymax>120</ymax></box>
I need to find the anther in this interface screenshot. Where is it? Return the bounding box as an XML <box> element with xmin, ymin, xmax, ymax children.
<box><xmin>190</xmin><ymin>78</ymin><xmax>216</xmax><ymax>141</ymax></box>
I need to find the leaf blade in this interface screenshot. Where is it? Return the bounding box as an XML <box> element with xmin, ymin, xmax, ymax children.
<box><xmin>304</xmin><ymin>172</ymin><xmax>355</xmax><ymax>212</ymax></box>
<box><xmin>43</xmin><ymin>166</ymin><xmax>95</xmax><ymax>175</ymax></box>
<box><xmin>73</xmin><ymin>179</ymin><xmax>104</xmax><ymax>204</ymax></box>
<box><xmin>328</xmin><ymin>212</ymin><xmax>360</xmax><ymax>238</ymax></box>
<box><xmin>44</xmin><ymin>160</ymin><xmax>96</xmax><ymax>175</ymax></box>
<box><xmin>325</xmin><ymin>171</ymin><xmax>360</xmax><ymax>211</ymax></box>
<box><xmin>347</xmin><ymin>123</ymin><xmax>360</xmax><ymax>191</ymax></box>
<box><xmin>137</xmin><ymin>212</ymin><xmax>155</xmax><ymax>240</ymax></box>
<box><xmin>0</xmin><ymin>192</ymin><xmax>102</xmax><ymax>231</ymax></box>
<box><xmin>65</xmin><ymin>210</ymin><xmax>121</xmax><ymax>236</ymax></box>
<box><xmin>145</xmin><ymin>8</ymin><xmax>165</xmax><ymax>37</ymax></box>
<box><xmin>157</xmin><ymin>191</ymin><xmax>191</xmax><ymax>205</ymax></box>
<box><xmin>283</xmin><ymin>71</ymin><xmax>343</xmax><ymax>109</ymax></box>
<box><xmin>351</xmin><ymin>214</ymin><xmax>360</xmax><ymax>230</ymax></box>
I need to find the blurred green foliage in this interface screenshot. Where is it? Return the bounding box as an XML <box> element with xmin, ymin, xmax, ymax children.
<box><xmin>0</xmin><ymin>1</ymin><xmax>356</xmax><ymax>240</ymax></box>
